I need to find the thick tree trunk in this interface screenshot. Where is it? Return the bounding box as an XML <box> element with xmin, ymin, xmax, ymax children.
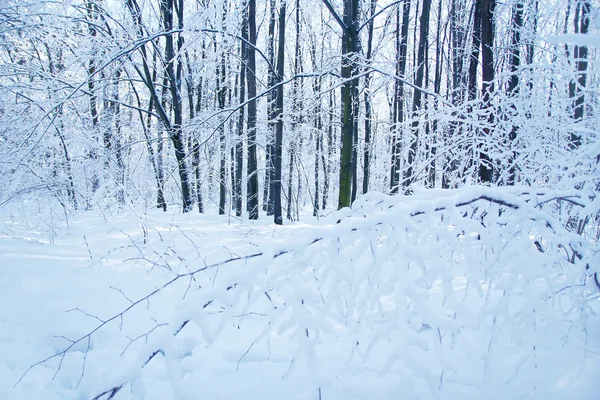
<box><xmin>336</xmin><ymin>0</ymin><xmax>360</xmax><ymax>209</ymax></box>
<box><xmin>479</xmin><ymin>0</ymin><xmax>495</xmax><ymax>183</ymax></box>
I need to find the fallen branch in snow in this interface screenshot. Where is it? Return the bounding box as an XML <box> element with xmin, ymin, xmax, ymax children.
<box><xmin>15</xmin><ymin>236</ymin><xmax>313</xmax><ymax>391</ymax></box>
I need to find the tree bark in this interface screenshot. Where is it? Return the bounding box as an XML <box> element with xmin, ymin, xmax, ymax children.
<box><xmin>265</xmin><ymin>0</ymin><xmax>277</xmax><ymax>215</ymax></box>
<box><xmin>362</xmin><ymin>0</ymin><xmax>376</xmax><ymax>195</ymax></box>
<box><xmin>390</xmin><ymin>0</ymin><xmax>410</xmax><ymax>194</ymax></box>
<box><xmin>236</xmin><ymin>10</ymin><xmax>247</xmax><ymax>217</ymax></box>
<box><xmin>570</xmin><ymin>0</ymin><xmax>590</xmax><ymax>148</ymax></box>
<box><xmin>479</xmin><ymin>0</ymin><xmax>495</xmax><ymax>183</ymax></box>
<box><xmin>273</xmin><ymin>2</ymin><xmax>286</xmax><ymax>225</ymax></box>
<box><xmin>246</xmin><ymin>0</ymin><xmax>259</xmax><ymax>219</ymax></box>
<box><xmin>507</xmin><ymin>0</ymin><xmax>523</xmax><ymax>185</ymax></box>
<box><xmin>404</xmin><ymin>0</ymin><xmax>431</xmax><ymax>192</ymax></box>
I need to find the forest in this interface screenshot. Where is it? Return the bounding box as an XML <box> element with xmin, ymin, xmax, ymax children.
<box><xmin>0</xmin><ymin>0</ymin><xmax>596</xmax><ymax>219</ymax></box>
<box><xmin>0</xmin><ymin>0</ymin><xmax>599</xmax><ymax>399</ymax></box>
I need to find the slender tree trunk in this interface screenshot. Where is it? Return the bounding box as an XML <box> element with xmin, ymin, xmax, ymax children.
<box><xmin>217</xmin><ymin>54</ymin><xmax>227</xmax><ymax>214</ymax></box>
<box><xmin>390</xmin><ymin>0</ymin><xmax>410</xmax><ymax>193</ymax></box>
<box><xmin>428</xmin><ymin>0</ymin><xmax>444</xmax><ymax>188</ymax></box>
<box><xmin>570</xmin><ymin>0</ymin><xmax>590</xmax><ymax>149</ymax></box>
<box><xmin>313</xmin><ymin>84</ymin><xmax>322</xmax><ymax>216</ymax></box>
<box><xmin>273</xmin><ymin>2</ymin><xmax>286</xmax><ymax>225</ymax></box>
<box><xmin>163</xmin><ymin>0</ymin><xmax>192</xmax><ymax>212</ymax></box>
<box><xmin>288</xmin><ymin>0</ymin><xmax>304</xmax><ymax>220</ymax></box>
<box><xmin>265</xmin><ymin>0</ymin><xmax>277</xmax><ymax>215</ymax></box>
<box><xmin>158</xmin><ymin>72</ymin><xmax>169</xmax><ymax>211</ymax></box>
<box><xmin>236</xmin><ymin>10</ymin><xmax>248</xmax><ymax>217</ymax></box>
<box><xmin>323</xmin><ymin>90</ymin><xmax>333</xmax><ymax>210</ymax></box>
<box><xmin>309</xmin><ymin>31</ymin><xmax>323</xmax><ymax>216</ymax></box>
<box><xmin>467</xmin><ymin>0</ymin><xmax>482</xmax><ymax>102</ymax></box>
<box><xmin>404</xmin><ymin>0</ymin><xmax>431</xmax><ymax>192</ymax></box>
<box><xmin>184</xmin><ymin>47</ymin><xmax>204</xmax><ymax>213</ymax></box>
<box><xmin>151</xmin><ymin>50</ymin><xmax>166</xmax><ymax>211</ymax></box>
<box><xmin>507</xmin><ymin>0</ymin><xmax>523</xmax><ymax>185</ymax></box>
<box><xmin>362</xmin><ymin>0</ymin><xmax>376</xmax><ymax>195</ymax></box>
<box><xmin>246</xmin><ymin>0</ymin><xmax>259</xmax><ymax>219</ymax></box>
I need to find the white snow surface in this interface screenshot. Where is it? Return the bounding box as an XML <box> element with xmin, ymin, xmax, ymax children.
<box><xmin>1</xmin><ymin>188</ymin><xmax>599</xmax><ymax>400</ymax></box>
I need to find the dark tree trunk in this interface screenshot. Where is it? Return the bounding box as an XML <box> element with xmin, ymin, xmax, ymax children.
<box><xmin>362</xmin><ymin>0</ymin><xmax>376</xmax><ymax>195</ymax></box>
<box><xmin>235</xmin><ymin>11</ymin><xmax>247</xmax><ymax>217</ymax></box>
<box><xmin>273</xmin><ymin>2</ymin><xmax>286</xmax><ymax>225</ymax></box>
<box><xmin>246</xmin><ymin>0</ymin><xmax>259</xmax><ymax>219</ymax></box>
<box><xmin>217</xmin><ymin>51</ymin><xmax>227</xmax><ymax>214</ymax></box>
<box><xmin>265</xmin><ymin>0</ymin><xmax>277</xmax><ymax>215</ymax></box>
<box><xmin>324</xmin><ymin>0</ymin><xmax>360</xmax><ymax>209</ymax></box>
<box><xmin>570</xmin><ymin>0</ymin><xmax>590</xmax><ymax>148</ymax></box>
<box><xmin>428</xmin><ymin>0</ymin><xmax>444</xmax><ymax>188</ymax></box>
<box><xmin>216</xmin><ymin>2</ymin><xmax>228</xmax><ymax>215</ymax></box>
<box><xmin>390</xmin><ymin>0</ymin><xmax>410</xmax><ymax>194</ymax></box>
<box><xmin>507</xmin><ymin>0</ymin><xmax>524</xmax><ymax>185</ymax></box>
<box><xmin>163</xmin><ymin>0</ymin><xmax>192</xmax><ymax>212</ymax></box>
<box><xmin>479</xmin><ymin>0</ymin><xmax>495</xmax><ymax>183</ymax></box>
<box><xmin>404</xmin><ymin>0</ymin><xmax>431</xmax><ymax>192</ymax></box>
<box><xmin>309</xmin><ymin>31</ymin><xmax>322</xmax><ymax>216</ymax></box>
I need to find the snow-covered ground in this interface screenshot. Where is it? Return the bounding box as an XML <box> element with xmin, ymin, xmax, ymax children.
<box><xmin>1</xmin><ymin>192</ymin><xmax>599</xmax><ymax>399</ymax></box>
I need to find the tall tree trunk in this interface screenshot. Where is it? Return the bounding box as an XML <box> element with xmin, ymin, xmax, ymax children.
<box><xmin>390</xmin><ymin>0</ymin><xmax>410</xmax><ymax>193</ymax></box>
<box><xmin>428</xmin><ymin>0</ymin><xmax>444</xmax><ymax>188</ymax></box>
<box><xmin>404</xmin><ymin>0</ymin><xmax>431</xmax><ymax>192</ymax></box>
<box><xmin>47</xmin><ymin>46</ymin><xmax>78</xmax><ymax>210</ymax></box>
<box><xmin>313</xmin><ymin>80</ymin><xmax>322</xmax><ymax>217</ymax></box>
<box><xmin>246</xmin><ymin>0</ymin><xmax>259</xmax><ymax>219</ymax></box>
<box><xmin>217</xmin><ymin>54</ymin><xmax>227</xmax><ymax>214</ymax></box>
<box><xmin>85</xmin><ymin>1</ymin><xmax>100</xmax><ymax>197</ymax></box>
<box><xmin>479</xmin><ymin>0</ymin><xmax>495</xmax><ymax>183</ymax></box>
<box><xmin>570</xmin><ymin>0</ymin><xmax>590</xmax><ymax>148</ymax></box>
<box><xmin>323</xmin><ymin>90</ymin><xmax>334</xmax><ymax>210</ymax></box>
<box><xmin>309</xmin><ymin>31</ymin><xmax>322</xmax><ymax>216</ymax></box>
<box><xmin>507</xmin><ymin>0</ymin><xmax>523</xmax><ymax>185</ymax></box>
<box><xmin>265</xmin><ymin>0</ymin><xmax>277</xmax><ymax>215</ymax></box>
<box><xmin>362</xmin><ymin>0</ymin><xmax>376</xmax><ymax>195</ymax></box>
<box><xmin>110</xmin><ymin>69</ymin><xmax>125</xmax><ymax>205</ymax></box>
<box><xmin>236</xmin><ymin>11</ymin><xmax>247</xmax><ymax>217</ymax></box>
<box><xmin>324</xmin><ymin>0</ymin><xmax>360</xmax><ymax>209</ymax></box>
<box><xmin>163</xmin><ymin>0</ymin><xmax>192</xmax><ymax>212</ymax></box>
<box><xmin>217</xmin><ymin>2</ymin><xmax>228</xmax><ymax>215</ymax></box>
<box><xmin>184</xmin><ymin>47</ymin><xmax>204</xmax><ymax>213</ymax></box>
<box><xmin>467</xmin><ymin>0</ymin><xmax>482</xmax><ymax>102</ymax></box>
<box><xmin>288</xmin><ymin>0</ymin><xmax>303</xmax><ymax>221</ymax></box>
<box><xmin>273</xmin><ymin>1</ymin><xmax>286</xmax><ymax>225</ymax></box>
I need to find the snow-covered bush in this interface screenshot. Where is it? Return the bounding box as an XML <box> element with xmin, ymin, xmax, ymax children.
<box><xmin>18</xmin><ymin>187</ymin><xmax>593</xmax><ymax>399</ymax></box>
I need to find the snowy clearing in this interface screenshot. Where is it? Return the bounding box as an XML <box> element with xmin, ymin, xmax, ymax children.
<box><xmin>1</xmin><ymin>188</ymin><xmax>599</xmax><ymax>400</ymax></box>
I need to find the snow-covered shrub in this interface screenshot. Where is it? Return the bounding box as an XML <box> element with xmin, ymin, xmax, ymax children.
<box><xmin>63</xmin><ymin>187</ymin><xmax>597</xmax><ymax>399</ymax></box>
